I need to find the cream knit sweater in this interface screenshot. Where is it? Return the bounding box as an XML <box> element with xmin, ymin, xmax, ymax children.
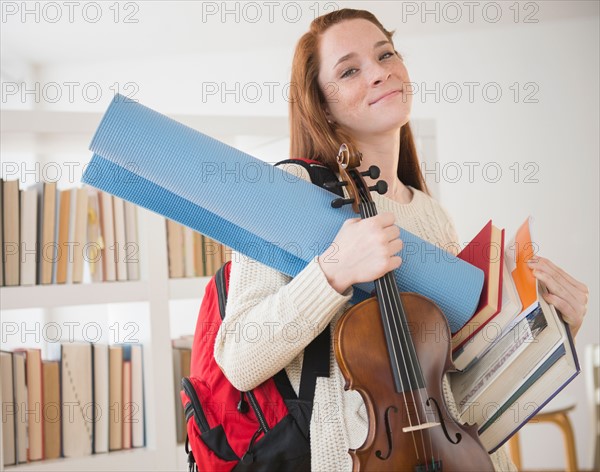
<box><xmin>213</xmin><ymin>163</ymin><xmax>517</xmax><ymax>471</ymax></box>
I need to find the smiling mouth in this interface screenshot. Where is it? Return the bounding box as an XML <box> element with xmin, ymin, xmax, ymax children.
<box><xmin>370</xmin><ymin>90</ymin><xmax>403</xmax><ymax>105</ymax></box>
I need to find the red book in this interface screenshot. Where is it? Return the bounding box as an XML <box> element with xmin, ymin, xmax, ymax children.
<box><xmin>452</xmin><ymin>220</ymin><xmax>504</xmax><ymax>352</ymax></box>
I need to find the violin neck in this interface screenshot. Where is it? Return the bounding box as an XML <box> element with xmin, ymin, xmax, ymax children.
<box><xmin>360</xmin><ymin>201</ymin><xmax>425</xmax><ymax>393</ymax></box>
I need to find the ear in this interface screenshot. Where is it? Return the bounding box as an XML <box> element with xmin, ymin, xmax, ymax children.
<box><xmin>324</xmin><ymin>107</ymin><xmax>335</xmax><ymax>123</ymax></box>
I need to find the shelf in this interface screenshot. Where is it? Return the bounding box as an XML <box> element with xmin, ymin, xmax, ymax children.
<box><xmin>0</xmin><ymin>281</ymin><xmax>149</xmax><ymax>310</ymax></box>
<box><xmin>168</xmin><ymin>277</ymin><xmax>211</xmax><ymax>300</ymax></box>
<box><xmin>0</xmin><ymin>109</ymin><xmax>287</xmax><ymax>137</ymax></box>
<box><xmin>3</xmin><ymin>448</ymin><xmax>171</xmax><ymax>472</ymax></box>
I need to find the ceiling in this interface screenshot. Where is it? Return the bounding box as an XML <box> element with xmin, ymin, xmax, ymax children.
<box><xmin>2</xmin><ymin>0</ymin><xmax>598</xmax><ymax>67</ymax></box>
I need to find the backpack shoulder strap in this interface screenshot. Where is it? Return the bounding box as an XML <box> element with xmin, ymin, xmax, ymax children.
<box><xmin>275</xmin><ymin>158</ymin><xmax>343</xmax><ymax>196</ymax></box>
<box><xmin>214</xmin><ymin>261</ymin><xmax>232</xmax><ymax>320</ymax></box>
<box><xmin>274</xmin><ymin>158</ymin><xmax>344</xmax><ymax>402</ymax></box>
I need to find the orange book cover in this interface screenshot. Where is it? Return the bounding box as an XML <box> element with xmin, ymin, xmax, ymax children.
<box><xmin>510</xmin><ymin>217</ymin><xmax>538</xmax><ymax>313</ymax></box>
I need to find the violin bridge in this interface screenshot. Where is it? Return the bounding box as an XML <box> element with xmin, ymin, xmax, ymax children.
<box><xmin>402</xmin><ymin>422</ymin><xmax>440</xmax><ymax>433</ymax></box>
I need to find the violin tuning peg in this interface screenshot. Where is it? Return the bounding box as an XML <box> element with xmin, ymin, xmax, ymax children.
<box><xmin>368</xmin><ymin>181</ymin><xmax>388</xmax><ymax>195</ymax></box>
<box><xmin>360</xmin><ymin>165</ymin><xmax>380</xmax><ymax>179</ymax></box>
<box><xmin>323</xmin><ymin>180</ymin><xmax>348</xmax><ymax>190</ymax></box>
<box><xmin>331</xmin><ymin>197</ymin><xmax>354</xmax><ymax>209</ymax></box>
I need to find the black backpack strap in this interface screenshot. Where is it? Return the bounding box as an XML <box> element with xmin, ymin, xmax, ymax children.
<box><xmin>214</xmin><ymin>261</ymin><xmax>231</xmax><ymax>320</ymax></box>
<box><xmin>274</xmin><ymin>158</ymin><xmax>345</xmax><ymax>402</ymax></box>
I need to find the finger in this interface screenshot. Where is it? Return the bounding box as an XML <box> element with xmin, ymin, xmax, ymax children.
<box><xmin>529</xmin><ymin>257</ymin><xmax>588</xmax><ymax>295</ymax></box>
<box><xmin>375</xmin><ymin>212</ymin><xmax>396</xmax><ymax>227</ymax></box>
<box><xmin>389</xmin><ymin>238</ymin><xmax>404</xmax><ymax>255</ymax></box>
<box><xmin>388</xmin><ymin>255</ymin><xmax>403</xmax><ymax>271</ymax></box>
<box><xmin>531</xmin><ymin>269</ymin><xmax>579</xmax><ymax>315</ymax></box>
<box><xmin>383</xmin><ymin>225</ymin><xmax>401</xmax><ymax>242</ymax></box>
<box><xmin>541</xmin><ymin>291</ymin><xmax>581</xmax><ymax>328</ymax></box>
<box><xmin>530</xmin><ymin>261</ymin><xmax>588</xmax><ymax>307</ymax></box>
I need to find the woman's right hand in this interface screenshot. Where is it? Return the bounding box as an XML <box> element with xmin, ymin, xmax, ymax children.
<box><xmin>317</xmin><ymin>212</ymin><xmax>403</xmax><ymax>294</ymax></box>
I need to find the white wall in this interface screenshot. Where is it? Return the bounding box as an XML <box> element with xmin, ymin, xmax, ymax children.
<box><xmin>404</xmin><ymin>15</ymin><xmax>600</xmax><ymax>471</ymax></box>
<box><xmin>4</xmin><ymin>6</ymin><xmax>598</xmax><ymax>470</ymax></box>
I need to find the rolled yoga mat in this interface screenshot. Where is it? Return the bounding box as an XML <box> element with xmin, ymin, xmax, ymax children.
<box><xmin>82</xmin><ymin>94</ymin><xmax>483</xmax><ymax>333</ymax></box>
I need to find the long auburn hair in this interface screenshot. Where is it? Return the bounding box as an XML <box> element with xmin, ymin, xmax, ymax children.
<box><xmin>289</xmin><ymin>8</ymin><xmax>430</xmax><ymax>195</ymax></box>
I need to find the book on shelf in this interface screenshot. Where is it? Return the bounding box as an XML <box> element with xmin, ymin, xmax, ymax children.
<box><xmin>1</xmin><ymin>350</ymin><xmax>16</xmax><ymax>466</ymax></box>
<box><xmin>166</xmin><ymin>218</ymin><xmax>184</xmax><ymax>278</ymax></box>
<box><xmin>13</xmin><ymin>351</ymin><xmax>27</xmax><ymax>464</ymax></box>
<box><xmin>99</xmin><ymin>190</ymin><xmax>117</xmax><ymax>282</ymax></box>
<box><xmin>113</xmin><ymin>196</ymin><xmax>128</xmax><ymax>282</ymax></box>
<box><xmin>193</xmin><ymin>232</ymin><xmax>204</xmax><ymax>279</ymax></box>
<box><xmin>34</xmin><ymin>180</ymin><xmax>57</xmax><ymax>285</ymax></box>
<box><xmin>20</xmin><ymin>185</ymin><xmax>38</xmax><ymax>286</ymax></box>
<box><xmin>42</xmin><ymin>360</ymin><xmax>61</xmax><ymax>459</ymax></box>
<box><xmin>3</xmin><ymin>179</ymin><xmax>20</xmax><ymax>286</ymax></box>
<box><xmin>124</xmin><ymin>200</ymin><xmax>140</xmax><ymax>281</ymax></box>
<box><xmin>19</xmin><ymin>348</ymin><xmax>44</xmax><ymax>461</ymax></box>
<box><xmin>449</xmin><ymin>216</ymin><xmax>580</xmax><ymax>453</ymax></box>
<box><xmin>87</xmin><ymin>188</ymin><xmax>104</xmax><ymax>283</ymax></box>
<box><xmin>56</xmin><ymin>188</ymin><xmax>71</xmax><ymax>284</ymax></box>
<box><xmin>61</xmin><ymin>342</ymin><xmax>94</xmax><ymax>457</ymax></box>
<box><xmin>171</xmin><ymin>335</ymin><xmax>193</xmax><ymax>444</ymax></box>
<box><xmin>93</xmin><ymin>343</ymin><xmax>110</xmax><ymax>454</ymax></box>
<box><xmin>0</xmin><ymin>177</ymin><xmax>140</xmax><ymax>287</ymax></box>
<box><xmin>1</xmin><ymin>342</ymin><xmax>145</xmax><ymax>465</ymax></box>
<box><xmin>71</xmin><ymin>187</ymin><xmax>90</xmax><ymax>283</ymax></box>
<box><xmin>165</xmin><ymin>218</ymin><xmax>231</xmax><ymax>278</ymax></box>
<box><xmin>109</xmin><ymin>344</ymin><xmax>123</xmax><ymax>450</ymax></box>
<box><xmin>130</xmin><ymin>344</ymin><xmax>145</xmax><ymax>448</ymax></box>
<box><xmin>122</xmin><ymin>357</ymin><xmax>132</xmax><ymax>449</ymax></box>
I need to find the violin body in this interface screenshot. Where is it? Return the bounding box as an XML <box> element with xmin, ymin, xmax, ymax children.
<box><xmin>328</xmin><ymin>143</ymin><xmax>494</xmax><ymax>471</ymax></box>
<box><xmin>334</xmin><ymin>293</ymin><xmax>495</xmax><ymax>472</ymax></box>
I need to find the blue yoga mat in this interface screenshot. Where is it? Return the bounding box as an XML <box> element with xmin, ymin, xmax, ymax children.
<box><xmin>82</xmin><ymin>94</ymin><xmax>483</xmax><ymax>333</ymax></box>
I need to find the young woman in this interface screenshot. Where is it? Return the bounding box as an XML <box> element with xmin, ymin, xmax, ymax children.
<box><xmin>214</xmin><ymin>8</ymin><xmax>588</xmax><ymax>471</ymax></box>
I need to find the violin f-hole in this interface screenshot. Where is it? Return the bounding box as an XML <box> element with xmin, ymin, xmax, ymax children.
<box><xmin>375</xmin><ymin>405</ymin><xmax>398</xmax><ymax>460</ymax></box>
<box><xmin>427</xmin><ymin>397</ymin><xmax>462</xmax><ymax>445</ymax></box>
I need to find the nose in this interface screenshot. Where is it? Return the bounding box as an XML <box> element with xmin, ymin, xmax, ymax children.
<box><xmin>369</xmin><ymin>61</ymin><xmax>391</xmax><ymax>87</ymax></box>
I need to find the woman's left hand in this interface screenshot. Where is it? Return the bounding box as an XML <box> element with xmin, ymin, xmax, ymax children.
<box><xmin>527</xmin><ymin>256</ymin><xmax>588</xmax><ymax>339</ymax></box>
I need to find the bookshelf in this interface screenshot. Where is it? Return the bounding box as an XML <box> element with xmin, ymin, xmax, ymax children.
<box><xmin>0</xmin><ymin>109</ymin><xmax>280</xmax><ymax>472</ymax></box>
<box><xmin>1</xmin><ymin>109</ymin><xmax>435</xmax><ymax>471</ymax></box>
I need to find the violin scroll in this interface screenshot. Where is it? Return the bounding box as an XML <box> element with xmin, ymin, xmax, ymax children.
<box><xmin>327</xmin><ymin>143</ymin><xmax>388</xmax><ymax>212</ymax></box>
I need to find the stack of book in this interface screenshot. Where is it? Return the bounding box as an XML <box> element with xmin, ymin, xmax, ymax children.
<box><xmin>166</xmin><ymin>219</ymin><xmax>231</xmax><ymax>278</ymax></box>
<box><xmin>449</xmin><ymin>217</ymin><xmax>579</xmax><ymax>453</ymax></box>
<box><xmin>0</xmin><ymin>342</ymin><xmax>145</xmax><ymax>466</ymax></box>
<box><xmin>0</xmin><ymin>178</ymin><xmax>140</xmax><ymax>287</ymax></box>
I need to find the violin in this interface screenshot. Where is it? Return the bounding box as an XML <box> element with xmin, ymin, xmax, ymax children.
<box><xmin>326</xmin><ymin>143</ymin><xmax>494</xmax><ymax>472</ymax></box>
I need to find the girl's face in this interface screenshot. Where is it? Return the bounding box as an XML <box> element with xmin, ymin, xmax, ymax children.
<box><xmin>317</xmin><ymin>19</ymin><xmax>412</xmax><ymax>138</ymax></box>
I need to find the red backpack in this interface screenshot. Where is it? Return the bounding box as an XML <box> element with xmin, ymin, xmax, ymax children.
<box><xmin>180</xmin><ymin>159</ymin><xmax>345</xmax><ymax>472</ymax></box>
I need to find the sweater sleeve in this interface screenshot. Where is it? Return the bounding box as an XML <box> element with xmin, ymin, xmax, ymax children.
<box><xmin>213</xmin><ymin>163</ymin><xmax>354</xmax><ymax>392</ymax></box>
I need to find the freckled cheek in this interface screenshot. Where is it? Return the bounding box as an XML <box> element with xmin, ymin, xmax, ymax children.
<box><xmin>330</xmin><ymin>98</ymin><xmax>363</xmax><ymax>126</ymax></box>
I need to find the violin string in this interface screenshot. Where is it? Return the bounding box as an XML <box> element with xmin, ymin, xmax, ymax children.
<box><xmin>359</xmin><ymin>199</ymin><xmax>421</xmax><ymax>460</ymax></box>
<box><xmin>362</xmin><ymin>197</ymin><xmax>428</xmax><ymax>463</ymax></box>
<box><xmin>366</xmin><ymin>196</ymin><xmax>439</xmax><ymax>468</ymax></box>
<box><xmin>376</xmin><ymin>202</ymin><xmax>439</xmax><ymax>464</ymax></box>
<box><xmin>376</xmin><ymin>242</ymin><xmax>438</xmax><ymax>467</ymax></box>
